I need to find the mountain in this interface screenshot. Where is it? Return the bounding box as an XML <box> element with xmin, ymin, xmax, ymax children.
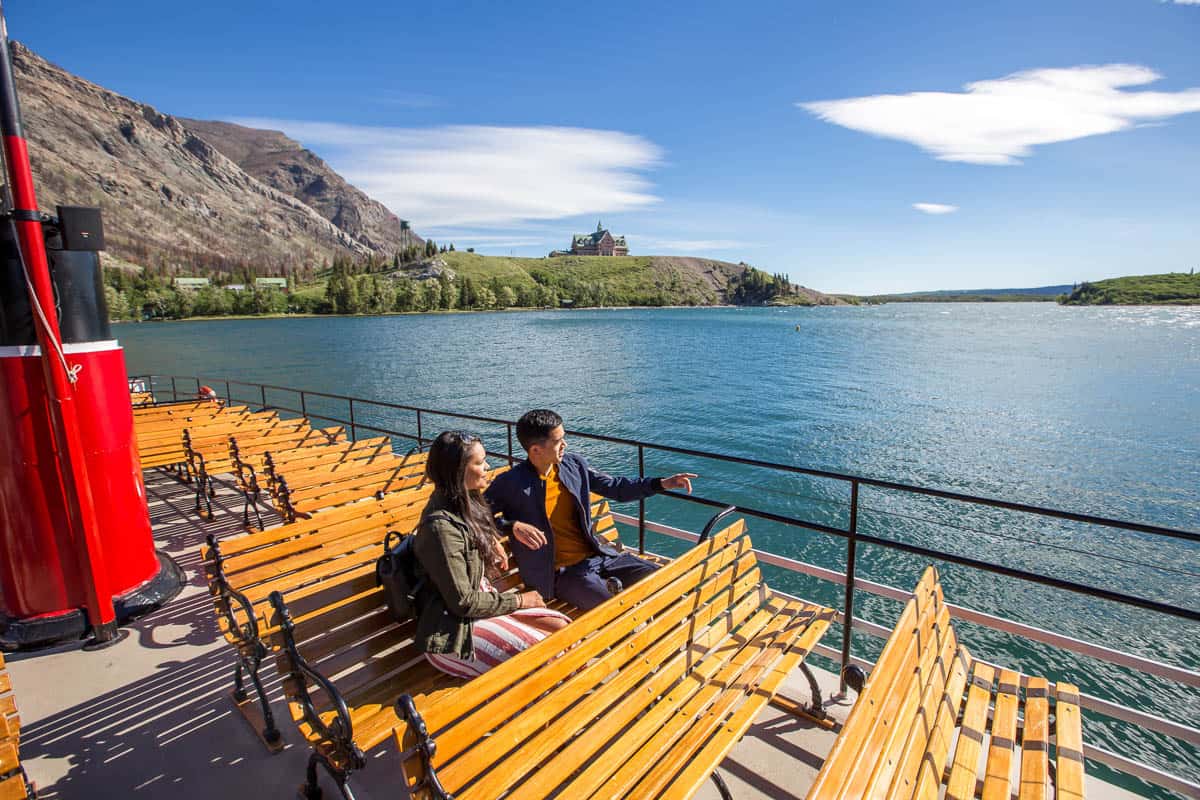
<box><xmin>1058</xmin><ymin>272</ymin><xmax>1200</xmax><ymax>305</ymax></box>
<box><xmin>867</xmin><ymin>285</ymin><xmax>1071</xmax><ymax>303</ymax></box>
<box><xmin>179</xmin><ymin>119</ymin><xmax>421</xmax><ymax>255</ymax></box>
<box><xmin>9</xmin><ymin>42</ymin><xmax>408</xmax><ymax>273</ymax></box>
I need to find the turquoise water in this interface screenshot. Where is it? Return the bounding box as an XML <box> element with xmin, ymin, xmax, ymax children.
<box><xmin>118</xmin><ymin>304</ymin><xmax>1199</xmax><ymax>794</ymax></box>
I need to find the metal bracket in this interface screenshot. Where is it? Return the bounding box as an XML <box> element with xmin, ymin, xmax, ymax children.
<box><xmin>395</xmin><ymin>694</ymin><xmax>454</xmax><ymax>800</ymax></box>
<box><xmin>269</xmin><ymin>591</ymin><xmax>363</xmax><ymax>773</ymax></box>
<box><xmin>207</xmin><ymin>534</ymin><xmax>281</xmax><ymax>746</ymax></box>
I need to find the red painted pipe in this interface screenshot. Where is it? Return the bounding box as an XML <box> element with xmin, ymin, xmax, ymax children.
<box><xmin>0</xmin><ymin>10</ymin><xmax>117</xmax><ymax>639</ymax></box>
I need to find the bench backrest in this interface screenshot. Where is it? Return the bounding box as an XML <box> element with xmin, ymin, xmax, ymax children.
<box><xmin>395</xmin><ymin>518</ymin><xmax>773</xmax><ymax>799</ymax></box>
<box><xmin>808</xmin><ymin>566</ymin><xmax>958</xmax><ymax>799</ymax></box>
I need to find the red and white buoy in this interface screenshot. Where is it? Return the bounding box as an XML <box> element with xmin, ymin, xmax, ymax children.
<box><xmin>0</xmin><ymin>6</ymin><xmax>181</xmax><ymax>648</ymax></box>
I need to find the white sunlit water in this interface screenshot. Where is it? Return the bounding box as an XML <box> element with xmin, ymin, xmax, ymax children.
<box><xmin>118</xmin><ymin>303</ymin><xmax>1200</xmax><ymax>795</ymax></box>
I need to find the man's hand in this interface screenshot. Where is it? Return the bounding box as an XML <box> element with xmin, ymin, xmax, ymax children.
<box><xmin>512</xmin><ymin>521</ymin><xmax>548</xmax><ymax>549</ymax></box>
<box><xmin>660</xmin><ymin>473</ymin><xmax>699</xmax><ymax>494</ymax></box>
<box><xmin>491</xmin><ymin>537</ymin><xmax>509</xmax><ymax>571</ymax></box>
<box><xmin>518</xmin><ymin>590</ymin><xmax>547</xmax><ymax>609</ymax></box>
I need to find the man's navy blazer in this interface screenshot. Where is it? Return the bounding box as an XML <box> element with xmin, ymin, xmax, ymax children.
<box><xmin>483</xmin><ymin>452</ymin><xmax>660</xmax><ymax>599</ymax></box>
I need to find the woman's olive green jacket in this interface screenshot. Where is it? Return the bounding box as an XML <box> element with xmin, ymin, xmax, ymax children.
<box><xmin>412</xmin><ymin>493</ymin><xmax>520</xmax><ymax>659</ymax></box>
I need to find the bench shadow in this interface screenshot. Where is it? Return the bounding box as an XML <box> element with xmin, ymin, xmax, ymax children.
<box><xmin>18</xmin><ymin>647</ymin><xmax>304</xmax><ymax>800</ymax></box>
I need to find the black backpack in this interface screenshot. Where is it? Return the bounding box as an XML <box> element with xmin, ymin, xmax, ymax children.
<box><xmin>375</xmin><ymin>530</ymin><xmax>425</xmax><ymax>622</ymax></box>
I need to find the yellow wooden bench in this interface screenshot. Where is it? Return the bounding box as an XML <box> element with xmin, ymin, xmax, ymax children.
<box><xmin>271</xmin><ymin>448</ymin><xmax>430</xmax><ymax>522</ymax></box>
<box><xmin>391</xmin><ymin>516</ymin><xmax>833</xmax><ymax>800</ymax></box>
<box><xmin>136</xmin><ymin>407</ymin><xmax>258</xmax><ymax>473</ymax></box>
<box><xmin>0</xmin><ymin>653</ymin><xmax>33</xmax><ymax>800</ymax></box>
<box><xmin>200</xmin><ymin>465</ymin><xmax>510</xmax><ymax>749</ymax></box>
<box><xmin>261</xmin><ymin>491</ymin><xmax>657</xmax><ymax>796</ymax></box>
<box><xmin>201</xmin><ymin>484</ymin><xmax>442</xmax><ymax>750</ymax></box>
<box><xmin>806</xmin><ymin>566</ymin><xmax>1085</xmax><ymax>800</ymax></box>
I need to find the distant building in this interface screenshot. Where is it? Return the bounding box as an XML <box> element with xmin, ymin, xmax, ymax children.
<box><xmin>173</xmin><ymin>277</ymin><xmax>210</xmax><ymax>290</ymax></box>
<box><xmin>255</xmin><ymin>277</ymin><xmax>288</xmax><ymax>291</ymax></box>
<box><xmin>568</xmin><ymin>222</ymin><xmax>628</xmax><ymax>256</ymax></box>
<box><xmin>225</xmin><ymin>284</ymin><xmax>246</xmax><ymax>292</ymax></box>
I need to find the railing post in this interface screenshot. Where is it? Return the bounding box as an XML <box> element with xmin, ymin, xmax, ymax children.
<box><xmin>638</xmin><ymin>444</ymin><xmax>646</xmax><ymax>554</ymax></box>
<box><xmin>507</xmin><ymin>423</ymin><xmax>514</xmax><ymax>465</ymax></box>
<box><xmin>224</xmin><ymin>380</ymin><xmax>231</xmax><ymax>403</ymax></box>
<box><xmin>416</xmin><ymin>410</ymin><xmax>423</xmax><ymax>448</ymax></box>
<box><xmin>840</xmin><ymin>480</ymin><xmax>860</xmax><ymax>693</ymax></box>
<box><xmin>170</xmin><ymin>376</ymin><xmax>177</xmax><ymax>401</ymax></box>
<box><xmin>348</xmin><ymin>398</ymin><xmax>357</xmax><ymax>441</ymax></box>
<box><xmin>300</xmin><ymin>390</ymin><xmax>307</xmax><ymax>418</ymax></box>
<box><xmin>260</xmin><ymin>384</ymin><xmax>266</xmax><ymax>408</ymax></box>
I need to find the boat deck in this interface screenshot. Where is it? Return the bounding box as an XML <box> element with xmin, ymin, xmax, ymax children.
<box><xmin>5</xmin><ymin>471</ymin><xmax>1146</xmax><ymax>799</ymax></box>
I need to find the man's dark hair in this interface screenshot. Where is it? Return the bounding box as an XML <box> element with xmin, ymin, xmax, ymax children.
<box><xmin>516</xmin><ymin>409</ymin><xmax>563</xmax><ymax>451</ymax></box>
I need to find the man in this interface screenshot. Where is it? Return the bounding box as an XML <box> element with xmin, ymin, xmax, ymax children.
<box><xmin>484</xmin><ymin>409</ymin><xmax>697</xmax><ymax>611</ymax></box>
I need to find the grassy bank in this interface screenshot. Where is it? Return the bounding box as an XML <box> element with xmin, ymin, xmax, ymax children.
<box><xmin>1058</xmin><ymin>272</ymin><xmax>1200</xmax><ymax>305</ymax></box>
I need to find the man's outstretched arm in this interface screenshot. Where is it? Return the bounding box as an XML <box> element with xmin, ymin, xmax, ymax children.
<box><xmin>587</xmin><ymin>461</ymin><xmax>698</xmax><ymax>502</ymax></box>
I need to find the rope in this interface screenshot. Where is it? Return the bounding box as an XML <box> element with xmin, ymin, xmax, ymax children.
<box><xmin>9</xmin><ymin>217</ymin><xmax>81</xmax><ymax>384</ymax></box>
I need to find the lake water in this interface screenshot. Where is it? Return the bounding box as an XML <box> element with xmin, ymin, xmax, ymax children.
<box><xmin>118</xmin><ymin>303</ymin><xmax>1199</xmax><ymax>793</ymax></box>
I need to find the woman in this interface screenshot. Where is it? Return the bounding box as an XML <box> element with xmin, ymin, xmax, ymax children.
<box><xmin>413</xmin><ymin>430</ymin><xmax>570</xmax><ymax>678</ymax></box>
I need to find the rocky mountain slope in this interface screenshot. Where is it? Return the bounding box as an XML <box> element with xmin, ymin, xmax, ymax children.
<box><xmin>10</xmin><ymin>43</ymin><xmax>405</xmax><ymax>273</ymax></box>
<box><xmin>179</xmin><ymin>119</ymin><xmax>420</xmax><ymax>254</ymax></box>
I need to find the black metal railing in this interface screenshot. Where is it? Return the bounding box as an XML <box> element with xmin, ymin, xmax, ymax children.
<box><xmin>130</xmin><ymin>372</ymin><xmax>1200</xmax><ymax>795</ymax></box>
<box><xmin>131</xmin><ymin>373</ymin><xmax>1200</xmax><ymax>632</ymax></box>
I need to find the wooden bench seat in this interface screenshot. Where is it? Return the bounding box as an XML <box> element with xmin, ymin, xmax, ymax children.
<box><xmin>391</xmin><ymin>515</ymin><xmax>833</xmax><ymax>800</ymax></box>
<box><xmin>134</xmin><ymin>405</ymin><xmax>252</xmax><ymax>471</ymax></box>
<box><xmin>271</xmin><ymin>449</ymin><xmax>429</xmax><ymax>522</ymax></box>
<box><xmin>200</xmin><ymin>468</ymin><xmax>508</xmax><ymax>748</ymax></box>
<box><xmin>807</xmin><ymin>566</ymin><xmax>1085</xmax><ymax>800</ymax></box>
<box><xmin>0</xmin><ymin>653</ymin><xmax>33</xmax><ymax>800</ymax></box>
<box><xmin>264</xmin><ymin>509</ymin><xmax>831</xmax><ymax>800</ymax></box>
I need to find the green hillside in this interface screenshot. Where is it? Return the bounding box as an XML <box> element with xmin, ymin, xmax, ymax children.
<box><xmin>103</xmin><ymin>251</ymin><xmax>850</xmax><ymax>321</ymax></box>
<box><xmin>1057</xmin><ymin>272</ymin><xmax>1200</xmax><ymax>305</ymax></box>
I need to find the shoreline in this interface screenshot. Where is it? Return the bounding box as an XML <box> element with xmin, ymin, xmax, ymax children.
<box><xmin>109</xmin><ymin>299</ymin><xmax>1200</xmax><ymax>324</ymax></box>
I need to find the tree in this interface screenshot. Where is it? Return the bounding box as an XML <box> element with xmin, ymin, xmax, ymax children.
<box><xmin>104</xmin><ymin>285</ymin><xmax>129</xmax><ymax>321</ymax></box>
<box><xmin>498</xmin><ymin>286</ymin><xmax>517</xmax><ymax>308</ymax></box>
<box><xmin>474</xmin><ymin>286</ymin><xmax>496</xmax><ymax>309</ymax></box>
<box><xmin>438</xmin><ymin>274</ymin><xmax>457</xmax><ymax>310</ymax></box>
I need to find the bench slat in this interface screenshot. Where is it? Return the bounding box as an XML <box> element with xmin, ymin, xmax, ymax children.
<box><xmin>946</xmin><ymin>661</ymin><xmax>996</xmax><ymax>800</ymax></box>
<box><xmin>0</xmin><ymin>773</ymin><xmax>27</xmax><ymax>800</ymax></box>
<box><xmin>1019</xmin><ymin>676</ymin><xmax>1050</xmax><ymax>800</ymax></box>
<box><xmin>981</xmin><ymin>668</ymin><xmax>1021</xmax><ymax>800</ymax></box>
<box><xmin>1056</xmin><ymin>682</ymin><xmax>1085</xmax><ymax>800</ymax></box>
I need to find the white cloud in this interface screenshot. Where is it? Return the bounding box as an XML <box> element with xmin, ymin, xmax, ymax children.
<box><xmin>913</xmin><ymin>203</ymin><xmax>958</xmax><ymax>215</ymax></box>
<box><xmin>800</xmin><ymin>64</ymin><xmax>1200</xmax><ymax>165</ymax></box>
<box><xmin>1169</xmin><ymin>1</ymin><xmax>1200</xmax><ymax>5</ymax></box>
<box><xmin>232</xmin><ymin>119</ymin><xmax>663</xmax><ymax>227</ymax></box>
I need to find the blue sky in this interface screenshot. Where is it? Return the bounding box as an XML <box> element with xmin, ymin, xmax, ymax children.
<box><xmin>8</xmin><ymin>0</ymin><xmax>1200</xmax><ymax>293</ymax></box>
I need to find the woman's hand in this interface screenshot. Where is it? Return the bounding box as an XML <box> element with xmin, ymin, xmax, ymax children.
<box><xmin>518</xmin><ymin>590</ymin><xmax>547</xmax><ymax>609</ymax></box>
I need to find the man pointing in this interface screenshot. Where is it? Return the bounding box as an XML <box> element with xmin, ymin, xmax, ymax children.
<box><xmin>484</xmin><ymin>409</ymin><xmax>697</xmax><ymax>611</ymax></box>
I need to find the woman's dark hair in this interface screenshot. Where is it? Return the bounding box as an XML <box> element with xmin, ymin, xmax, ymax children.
<box><xmin>425</xmin><ymin>430</ymin><xmax>502</xmax><ymax>576</ymax></box>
